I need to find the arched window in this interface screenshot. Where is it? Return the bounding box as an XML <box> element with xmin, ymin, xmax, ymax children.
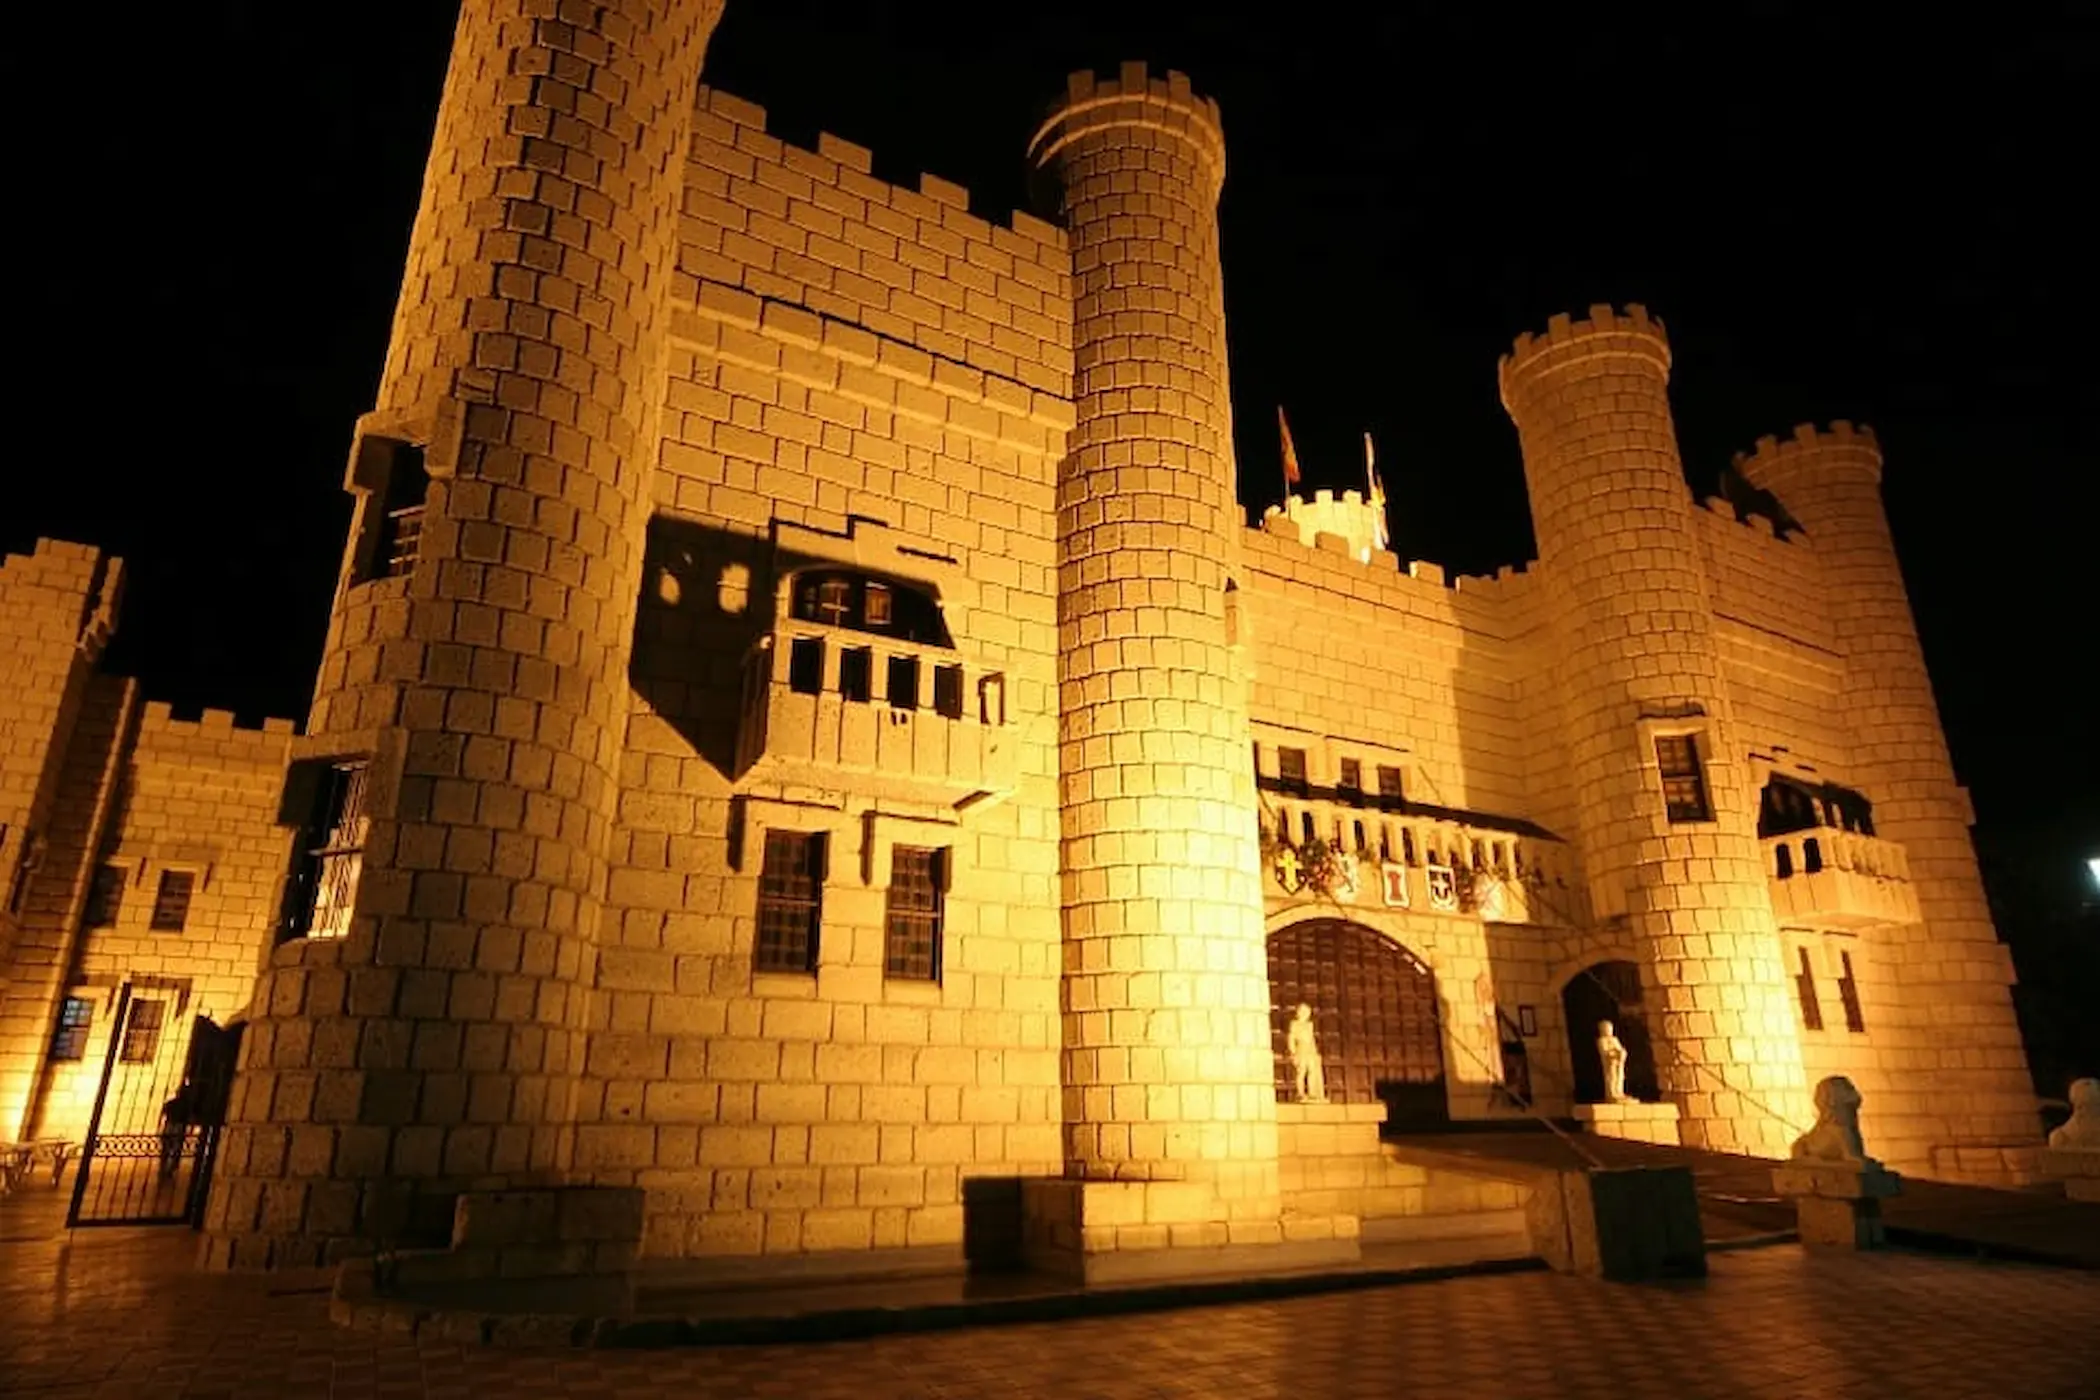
<box><xmin>789</xmin><ymin>569</ymin><xmax>951</xmax><ymax>646</ymax></box>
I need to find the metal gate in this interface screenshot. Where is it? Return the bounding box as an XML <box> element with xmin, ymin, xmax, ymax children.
<box><xmin>66</xmin><ymin>986</ymin><xmax>241</xmax><ymax>1228</ymax></box>
<box><xmin>1268</xmin><ymin>919</ymin><xmax>1448</xmax><ymax>1130</ymax></box>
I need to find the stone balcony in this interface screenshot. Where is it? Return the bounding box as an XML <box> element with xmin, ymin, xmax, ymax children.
<box><xmin>1763</xmin><ymin>826</ymin><xmax>1919</xmax><ymax>931</ymax></box>
<box><xmin>734</xmin><ymin>624</ymin><xmax>1017</xmax><ymax>812</ymax></box>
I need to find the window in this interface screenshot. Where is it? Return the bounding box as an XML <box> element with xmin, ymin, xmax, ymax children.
<box><xmin>49</xmin><ymin>996</ymin><xmax>94</xmax><ymax>1062</ymax></box>
<box><xmin>787</xmin><ymin>636</ymin><xmax>824</xmax><ymax>695</ymax></box>
<box><xmin>933</xmin><ymin>664</ymin><xmax>964</xmax><ymax>719</ymax></box>
<box><xmin>353</xmin><ymin>438</ymin><xmax>429</xmax><ymax>584</ymax></box>
<box><xmin>839</xmin><ymin>646</ymin><xmax>872</xmax><ymax>702</ymax></box>
<box><xmin>887</xmin><ymin>654</ymin><xmax>920</xmax><ymax>710</ymax></box>
<box><xmin>1837</xmin><ymin>951</ymin><xmax>1866</xmax><ymax>1033</ymax></box>
<box><xmin>1794</xmin><ymin>948</ymin><xmax>1824</xmax><ymax>1031</ymax></box>
<box><xmin>150</xmin><ymin>871</ymin><xmax>195</xmax><ymax>932</ymax></box>
<box><xmin>1278</xmin><ymin>747</ymin><xmax>1308</xmax><ymax>797</ymax></box>
<box><xmin>863</xmin><ymin>582</ymin><xmax>892</xmax><ymax>627</ymax></box>
<box><xmin>755</xmin><ymin>831</ymin><xmax>824</xmax><ymax>973</ymax></box>
<box><xmin>280</xmin><ymin>760</ymin><xmax>373</xmax><ymax>942</ymax></box>
<box><xmin>86</xmin><ymin>865</ymin><xmax>127</xmax><ymax>927</ymax></box>
<box><xmin>120</xmin><ymin>998</ymin><xmax>165</xmax><ymax>1064</ymax></box>
<box><xmin>884</xmin><ymin>846</ymin><xmax>945</xmax><ymax>981</ymax></box>
<box><xmin>812</xmin><ymin>577</ymin><xmax>852</xmax><ymax>625</ymax></box>
<box><xmin>1338</xmin><ymin>759</ymin><xmax>1363</xmax><ymax>805</ymax></box>
<box><xmin>1654</xmin><ymin>735</ymin><xmax>1711</xmax><ymax>823</ymax></box>
<box><xmin>1377</xmin><ymin>765</ymin><xmax>1405</xmax><ymax>811</ymax></box>
<box><xmin>789</xmin><ymin>570</ymin><xmax>950</xmax><ymax>645</ymax></box>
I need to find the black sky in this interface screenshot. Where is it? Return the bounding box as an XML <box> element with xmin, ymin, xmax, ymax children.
<box><xmin>9</xmin><ymin>3</ymin><xmax>2095</xmax><ymax>893</ymax></box>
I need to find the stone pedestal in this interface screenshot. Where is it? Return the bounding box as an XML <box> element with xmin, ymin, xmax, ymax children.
<box><xmin>1573</xmin><ymin>1100</ymin><xmax>1683</xmax><ymax>1146</ymax></box>
<box><xmin>1771</xmin><ymin>1162</ymin><xmax>1901</xmax><ymax>1248</ymax></box>
<box><xmin>1524</xmin><ymin>1165</ymin><xmax>1705</xmax><ymax>1281</ymax></box>
<box><xmin>2038</xmin><ymin>1148</ymin><xmax>2100</xmax><ymax>1204</ymax></box>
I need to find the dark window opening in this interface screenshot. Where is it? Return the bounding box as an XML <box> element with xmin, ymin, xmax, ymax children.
<box><xmin>1377</xmin><ymin>824</ymin><xmax>1393</xmax><ymax>861</ymax></box>
<box><xmin>279</xmin><ymin>759</ymin><xmax>373</xmax><ymax>943</ymax></box>
<box><xmin>933</xmin><ymin>664</ymin><xmax>964</xmax><ymax>719</ymax></box>
<box><xmin>1837</xmin><ymin>951</ymin><xmax>1866</xmax><ymax>1033</ymax></box>
<box><xmin>150</xmin><ymin>871</ymin><xmax>195</xmax><ymax>932</ymax></box>
<box><xmin>755</xmin><ymin>831</ymin><xmax>824</xmax><ymax>973</ymax></box>
<box><xmin>789</xmin><ymin>569</ymin><xmax>950</xmax><ymax>646</ymax></box>
<box><xmin>50</xmin><ymin>996</ymin><xmax>94</xmax><ymax>1062</ymax></box>
<box><xmin>838</xmin><ymin>647</ymin><xmax>872</xmax><ymax>702</ymax></box>
<box><xmin>1401</xmin><ymin>829</ymin><xmax>1418</xmax><ymax>865</ymax></box>
<box><xmin>1298</xmin><ymin>811</ymin><xmax>1315</xmax><ymax>847</ymax></box>
<box><xmin>1278</xmin><ymin>748</ymin><xmax>1309</xmax><ymax>797</ymax></box>
<box><xmin>1759</xmin><ymin>775</ymin><xmax>1874</xmax><ymax>839</ymax></box>
<box><xmin>86</xmin><ymin>865</ymin><xmax>126</xmax><ymax>928</ymax></box>
<box><xmin>120</xmin><ymin>998</ymin><xmax>165</xmax><ymax>1064</ymax></box>
<box><xmin>1377</xmin><ymin>765</ymin><xmax>1405</xmax><ymax>811</ymax></box>
<box><xmin>1352</xmin><ymin>820</ymin><xmax>1367</xmax><ymax>853</ymax></box>
<box><xmin>1655</xmin><ymin>735</ymin><xmax>1711</xmax><ymax>823</ymax></box>
<box><xmin>1803</xmin><ymin>838</ymin><xmax>1824</xmax><ymax>874</ymax></box>
<box><xmin>884</xmin><ymin>846</ymin><xmax>945</xmax><ymax>981</ymax></box>
<box><xmin>787</xmin><ymin>636</ymin><xmax>825</xmax><ymax>695</ymax></box>
<box><xmin>354</xmin><ymin>439</ymin><xmax>429</xmax><ymax>585</ymax></box>
<box><xmin>1775</xmin><ymin>843</ymin><xmax>1794</xmax><ymax>879</ymax></box>
<box><xmin>1337</xmin><ymin>758</ymin><xmax>1363</xmax><ymax>805</ymax></box>
<box><xmin>887</xmin><ymin>655</ymin><xmax>920</xmax><ymax>710</ymax></box>
<box><xmin>1794</xmin><ymin>948</ymin><xmax>1824</xmax><ymax>1031</ymax></box>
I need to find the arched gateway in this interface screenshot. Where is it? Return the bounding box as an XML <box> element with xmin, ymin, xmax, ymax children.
<box><xmin>1266</xmin><ymin>920</ymin><xmax>1448</xmax><ymax>1130</ymax></box>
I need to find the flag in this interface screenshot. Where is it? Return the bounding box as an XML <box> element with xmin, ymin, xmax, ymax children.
<box><xmin>1365</xmin><ymin>432</ymin><xmax>1389</xmax><ymax>552</ymax></box>
<box><xmin>1278</xmin><ymin>406</ymin><xmax>1302</xmax><ymax>492</ymax></box>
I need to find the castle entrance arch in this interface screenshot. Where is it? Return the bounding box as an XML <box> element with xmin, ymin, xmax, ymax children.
<box><xmin>1266</xmin><ymin>920</ymin><xmax>1447</xmax><ymax>1131</ymax></box>
<box><xmin>1561</xmin><ymin>960</ymin><xmax>1661</xmax><ymax>1104</ymax></box>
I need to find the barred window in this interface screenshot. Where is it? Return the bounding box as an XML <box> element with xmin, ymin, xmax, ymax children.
<box><xmin>120</xmin><ymin>998</ymin><xmax>165</xmax><ymax>1064</ymax></box>
<box><xmin>1278</xmin><ymin>747</ymin><xmax>1309</xmax><ymax>797</ymax></box>
<box><xmin>50</xmin><ymin>995</ymin><xmax>94</xmax><ymax>1062</ymax></box>
<box><xmin>1377</xmin><ymin>764</ymin><xmax>1405</xmax><ymax>810</ymax></box>
<box><xmin>1337</xmin><ymin>759</ymin><xmax>1363</xmax><ymax>805</ymax></box>
<box><xmin>150</xmin><ymin>871</ymin><xmax>195</xmax><ymax>932</ymax></box>
<box><xmin>1794</xmin><ymin>948</ymin><xmax>1824</xmax><ymax>1032</ymax></box>
<box><xmin>86</xmin><ymin>865</ymin><xmax>127</xmax><ymax>928</ymax></box>
<box><xmin>280</xmin><ymin>760</ymin><xmax>373</xmax><ymax>942</ymax></box>
<box><xmin>352</xmin><ymin>438</ymin><xmax>429</xmax><ymax>584</ymax></box>
<box><xmin>755</xmin><ymin>831</ymin><xmax>824</xmax><ymax>973</ymax></box>
<box><xmin>1837</xmin><ymin>951</ymin><xmax>1866</xmax><ymax>1033</ymax></box>
<box><xmin>884</xmin><ymin>846</ymin><xmax>946</xmax><ymax>982</ymax></box>
<box><xmin>1654</xmin><ymin>735</ymin><xmax>1711</xmax><ymax>823</ymax></box>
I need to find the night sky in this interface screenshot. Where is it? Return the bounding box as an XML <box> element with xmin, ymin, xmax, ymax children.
<box><xmin>11</xmin><ymin>5</ymin><xmax>2095</xmax><ymax>905</ymax></box>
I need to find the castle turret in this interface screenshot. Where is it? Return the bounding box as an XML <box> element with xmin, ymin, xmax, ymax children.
<box><xmin>1026</xmin><ymin>65</ymin><xmax>1283</xmax><ymax>1254</ymax></box>
<box><xmin>204</xmin><ymin>0</ymin><xmax>727</xmax><ymax>1268</ymax></box>
<box><xmin>1737</xmin><ymin>423</ymin><xmax>2038</xmax><ymax>1173</ymax></box>
<box><xmin>1499</xmin><ymin>306</ymin><xmax>1810</xmax><ymax>1153</ymax></box>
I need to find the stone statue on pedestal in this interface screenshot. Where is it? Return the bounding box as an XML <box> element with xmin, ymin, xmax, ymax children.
<box><xmin>1287</xmin><ymin>1003</ymin><xmax>1327</xmax><ymax>1103</ymax></box>
<box><xmin>2049</xmin><ymin>1078</ymin><xmax>2100</xmax><ymax>1148</ymax></box>
<box><xmin>1792</xmin><ymin>1074</ymin><xmax>1881</xmax><ymax>1167</ymax></box>
<box><xmin>1597</xmin><ymin>1019</ymin><xmax>1631</xmax><ymax>1103</ymax></box>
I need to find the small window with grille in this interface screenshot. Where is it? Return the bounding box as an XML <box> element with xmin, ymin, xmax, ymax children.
<box><xmin>86</xmin><ymin>865</ymin><xmax>127</xmax><ymax>928</ymax></box>
<box><xmin>1377</xmin><ymin>764</ymin><xmax>1405</xmax><ymax>811</ymax></box>
<box><xmin>280</xmin><ymin>760</ymin><xmax>373</xmax><ymax>942</ymax></box>
<box><xmin>150</xmin><ymin>871</ymin><xmax>195</xmax><ymax>932</ymax></box>
<box><xmin>755</xmin><ymin>831</ymin><xmax>825</xmax><ymax>973</ymax></box>
<box><xmin>1794</xmin><ymin>948</ymin><xmax>1824</xmax><ymax>1031</ymax></box>
<box><xmin>884</xmin><ymin>846</ymin><xmax>946</xmax><ymax>982</ymax></box>
<box><xmin>1837</xmin><ymin>951</ymin><xmax>1866</xmax><ymax>1032</ymax></box>
<box><xmin>1654</xmin><ymin>734</ymin><xmax>1712</xmax><ymax>823</ymax></box>
<box><xmin>120</xmin><ymin>998</ymin><xmax>166</xmax><ymax>1063</ymax></box>
<box><xmin>1278</xmin><ymin>747</ymin><xmax>1309</xmax><ymax>797</ymax></box>
<box><xmin>1337</xmin><ymin>758</ymin><xmax>1363</xmax><ymax>805</ymax></box>
<box><xmin>352</xmin><ymin>439</ymin><xmax>429</xmax><ymax>584</ymax></box>
<box><xmin>49</xmin><ymin>995</ymin><xmax>94</xmax><ymax>1062</ymax></box>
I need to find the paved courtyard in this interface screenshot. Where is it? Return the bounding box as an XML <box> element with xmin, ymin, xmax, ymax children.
<box><xmin>4</xmin><ymin>1188</ymin><xmax>2096</xmax><ymax>1399</ymax></box>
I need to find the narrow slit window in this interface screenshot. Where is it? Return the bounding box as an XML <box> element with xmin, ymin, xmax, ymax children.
<box><xmin>85</xmin><ymin>865</ymin><xmax>126</xmax><ymax>928</ymax></box>
<box><xmin>49</xmin><ymin>996</ymin><xmax>94</xmax><ymax>1062</ymax></box>
<box><xmin>1837</xmin><ymin>951</ymin><xmax>1866</xmax><ymax>1033</ymax></box>
<box><xmin>120</xmin><ymin>998</ymin><xmax>165</xmax><ymax>1064</ymax></box>
<box><xmin>884</xmin><ymin>846</ymin><xmax>945</xmax><ymax>982</ymax></box>
<box><xmin>787</xmin><ymin>636</ymin><xmax>825</xmax><ymax>695</ymax></box>
<box><xmin>150</xmin><ymin>871</ymin><xmax>195</xmax><ymax>932</ymax></box>
<box><xmin>838</xmin><ymin>647</ymin><xmax>872</xmax><ymax>703</ymax></box>
<box><xmin>1654</xmin><ymin>734</ymin><xmax>1712</xmax><ymax>823</ymax></box>
<box><xmin>1794</xmin><ymin>948</ymin><xmax>1824</xmax><ymax>1031</ymax></box>
<box><xmin>887</xmin><ymin>655</ymin><xmax>920</xmax><ymax>710</ymax></box>
<box><xmin>755</xmin><ymin>831</ymin><xmax>824</xmax><ymax>973</ymax></box>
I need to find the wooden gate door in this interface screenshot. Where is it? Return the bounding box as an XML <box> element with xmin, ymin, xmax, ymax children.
<box><xmin>1267</xmin><ymin>920</ymin><xmax>1448</xmax><ymax>1130</ymax></box>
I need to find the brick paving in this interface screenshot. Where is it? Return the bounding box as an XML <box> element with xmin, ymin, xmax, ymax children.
<box><xmin>4</xmin><ymin>1186</ymin><xmax>2098</xmax><ymax>1399</ymax></box>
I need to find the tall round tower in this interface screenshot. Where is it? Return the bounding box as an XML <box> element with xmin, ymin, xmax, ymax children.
<box><xmin>1499</xmin><ymin>306</ymin><xmax>1810</xmax><ymax>1154</ymax></box>
<box><xmin>204</xmin><ymin>0</ymin><xmax>726</xmax><ymax>1268</ymax></box>
<box><xmin>1737</xmin><ymin>423</ymin><xmax>2037</xmax><ymax>1171</ymax></box>
<box><xmin>1027</xmin><ymin>66</ymin><xmax>1280</xmax><ymax>1222</ymax></box>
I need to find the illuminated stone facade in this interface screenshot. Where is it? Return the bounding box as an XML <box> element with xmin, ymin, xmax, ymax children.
<box><xmin>0</xmin><ymin>2</ymin><xmax>2041</xmax><ymax>1275</ymax></box>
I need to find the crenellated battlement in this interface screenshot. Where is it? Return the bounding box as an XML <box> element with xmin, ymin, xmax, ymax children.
<box><xmin>1497</xmin><ymin>303</ymin><xmax>1671</xmax><ymax>406</ymax></box>
<box><xmin>138</xmin><ymin>699</ymin><xmax>299</xmax><ymax>742</ymax></box>
<box><xmin>1734</xmin><ymin>420</ymin><xmax>1884</xmax><ymax>488</ymax></box>
<box><xmin>693</xmin><ymin>86</ymin><xmax>1067</xmax><ymax>252</ymax></box>
<box><xmin>1028</xmin><ymin>61</ymin><xmax>1227</xmax><ymax>193</ymax></box>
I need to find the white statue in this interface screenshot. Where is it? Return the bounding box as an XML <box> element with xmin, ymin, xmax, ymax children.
<box><xmin>2049</xmin><ymin>1078</ymin><xmax>2100</xmax><ymax>1149</ymax></box>
<box><xmin>1596</xmin><ymin>1019</ymin><xmax>1631</xmax><ymax>1103</ymax></box>
<box><xmin>1287</xmin><ymin>1004</ymin><xmax>1327</xmax><ymax>1103</ymax></box>
<box><xmin>1792</xmin><ymin>1075</ymin><xmax>1880</xmax><ymax>1167</ymax></box>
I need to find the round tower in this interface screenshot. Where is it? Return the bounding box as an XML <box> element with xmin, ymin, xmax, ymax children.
<box><xmin>1499</xmin><ymin>306</ymin><xmax>1810</xmax><ymax>1154</ymax></box>
<box><xmin>1027</xmin><ymin>65</ymin><xmax>1279</xmax><ymax>1219</ymax></box>
<box><xmin>1737</xmin><ymin>423</ymin><xmax>2037</xmax><ymax>1169</ymax></box>
<box><xmin>204</xmin><ymin>0</ymin><xmax>727</xmax><ymax>1268</ymax></box>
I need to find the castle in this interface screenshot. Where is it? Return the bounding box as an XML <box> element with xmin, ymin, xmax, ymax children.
<box><xmin>0</xmin><ymin>1</ymin><xmax>2042</xmax><ymax>1278</ymax></box>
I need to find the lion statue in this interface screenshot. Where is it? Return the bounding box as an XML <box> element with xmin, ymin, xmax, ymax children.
<box><xmin>1791</xmin><ymin>1075</ymin><xmax>1878</xmax><ymax>1166</ymax></box>
<box><xmin>2049</xmin><ymin>1078</ymin><xmax>2100</xmax><ymax>1150</ymax></box>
